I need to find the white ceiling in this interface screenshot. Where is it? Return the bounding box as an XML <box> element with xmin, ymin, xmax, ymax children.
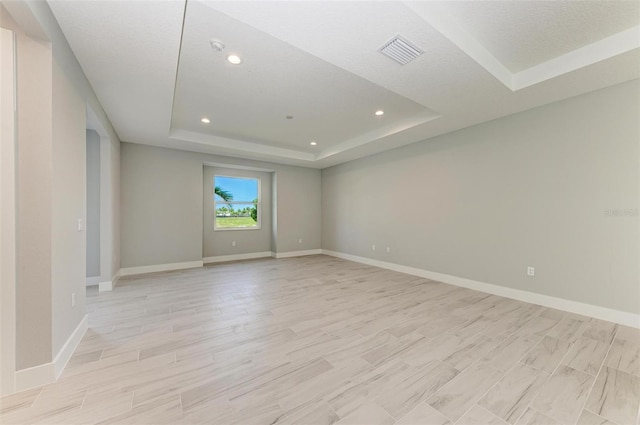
<box><xmin>435</xmin><ymin>1</ymin><xmax>640</xmax><ymax>73</ymax></box>
<box><xmin>48</xmin><ymin>0</ymin><xmax>640</xmax><ymax>169</ymax></box>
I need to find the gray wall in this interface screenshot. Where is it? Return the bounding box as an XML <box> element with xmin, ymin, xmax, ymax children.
<box><xmin>51</xmin><ymin>58</ymin><xmax>87</xmax><ymax>356</ymax></box>
<box><xmin>271</xmin><ymin>172</ymin><xmax>278</xmax><ymax>253</ymax></box>
<box><xmin>203</xmin><ymin>166</ymin><xmax>272</xmax><ymax>258</ymax></box>
<box><xmin>121</xmin><ymin>144</ymin><xmax>203</xmax><ymax>266</ymax></box>
<box><xmin>277</xmin><ymin>163</ymin><xmax>322</xmax><ymax>252</ymax></box>
<box><xmin>24</xmin><ymin>0</ymin><xmax>122</xmax><ymax>286</ymax></box>
<box><xmin>3</xmin><ymin>9</ymin><xmax>54</xmax><ymax>370</ymax></box>
<box><xmin>106</xmin><ymin>126</ymin><xmax>121</xmax><ymax>280</ymax></box>
<box><xmin>86</xmin><ymin>130</ymin><xmax>100</xmax><ymax>277</ymax></box>
<box><xmin>322</xmin><ymin>80</ymin><xmax>640</xmax><ymax>314</ymax></box>
<box><xmin>121</xmin><ymin>143</ymin><xmax>322</xmax><ymax>268</ymax></box>
<box><xmin>1</xmin><ymin>25</ymin><xmax>17</xmax><ymax>395</ymax></box>
<box><xmin>1</xmin><ymin>2</ymin><xmax>121</xmax><ymax>371</ymax></box>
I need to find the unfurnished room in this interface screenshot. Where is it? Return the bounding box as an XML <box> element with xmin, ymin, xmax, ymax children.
<box><xmin>0</xmin><ymin>1</ymin><xmax>639</xmax><ymax>424</ymax></box>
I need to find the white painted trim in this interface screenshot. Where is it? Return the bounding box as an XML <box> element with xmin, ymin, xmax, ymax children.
<box><xmin>171</xmin><ymin>129</ymin><xmax>315</xmax><ymax>162</ymax></box>
<box><xmin>0</xmin><ymin>28</ymin><xmax>17</xmax><ymax>397</ymax></box>
<box><xmin>112</xmin><ymin>269</ymin><xmax>121</xmax><ymax>287</ymax></box>
<box><xmin>86</xmin><ymin>276</ymin><xmax>101</xmax><ymax>286</ymax></box>
<box><xmin>315</xmin><ymin>111</ymin><xmax>441</xmax><ymax>161</ymax></box>
<box><xmin>408</xmin><ymin>3</ymin><xmax>640</xmax><ymax>92</ymax></box>
<box><xmin>53</xmin><ymin>314</ymin><xmax>88</xmax><ymax>378</ymax></box>
<box><xmin>513</xmin><ymin>25</ymin><xmax>640</xmax><ymax>90</ymax></box>
<box><xmin>203</xmin><ymin>250</ymin><xmax>322</xmax><ymax>263</ymax></box>
<box><xmin>15</xmin><ymin>314</ymin><xmax>88</xmax><ymax>392</ymax></box>
<box><xmin>98</xmin><ymin>270</ymin><xmax>121</xmax><ymax>293</ymax></box>
<box><xmin>120</xmin><ymin>260</ymin><xmax>203</xmax><ymax>277</ymax></box>
<box><xmin>273</xmin><ymin>249</ymin><xmax>322</xmax><ymax>259</ymax></box>
<box><xmin>321</xmin><ymin>250</ymin><xmax>640</xmax><ymax>329</ymax></box>
<box><xmin>98</xmin><ymin>281</ymin><xmax>113</xmax><ymax>292</ymax></box>
<box><xmin>203</xmin><ymin>252</ymin><xmax>272</xmax><ymax>264</ymax></box>
<box><xmin>405</xmin><ymin>2</ymin><xmax>513</xmax><ymax>89</ymax></box>
<box><xmin>203</xmin><ymin>162</ymin><xmax>275</xmax><ymax>173</ymax></box>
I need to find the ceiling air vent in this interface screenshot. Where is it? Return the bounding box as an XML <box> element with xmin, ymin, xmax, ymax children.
<box><xmin>378</xmin><ymin>35</ymin><xmax>423</xmax><ymax>65</ymax></box>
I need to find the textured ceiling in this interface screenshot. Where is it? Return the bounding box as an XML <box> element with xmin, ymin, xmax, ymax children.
<box><xmin>438</xmin><ymin>1</ymin><xmax>640</xmax><ymax>72</ymax></box>
<box><xmin>48</xmin><ymin>0</ymin><xmax>640</xmax><ymax>168</ymax></box>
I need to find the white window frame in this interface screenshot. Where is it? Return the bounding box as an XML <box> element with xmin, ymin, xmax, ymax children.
<box><xmin>213</xmin><ymin>175</ymin><xmax>261</xmax><ymax>231</ymax></box>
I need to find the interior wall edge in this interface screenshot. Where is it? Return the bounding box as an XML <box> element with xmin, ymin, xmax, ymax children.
<box><xmin>14</xmin><ymin>314</ymin><xmax>87</xmax><ymax>393</ymax></box>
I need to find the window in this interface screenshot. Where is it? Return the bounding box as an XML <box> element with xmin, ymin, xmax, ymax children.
<box><xmin>214</xmin><ymin>176</ymin><xmax>260</xmax><ymax>230</ymax></box>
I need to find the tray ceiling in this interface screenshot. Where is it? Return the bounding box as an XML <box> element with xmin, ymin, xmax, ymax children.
<box><xmin>49</xmin><ymin>0</ymin><xmax>640</xmax><ymax>168</ymax></box>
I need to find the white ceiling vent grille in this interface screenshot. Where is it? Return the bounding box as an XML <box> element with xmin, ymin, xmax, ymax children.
<box><xmin>378</xmin><ymin>35</ymin><xmax>423</xmax><ymax>65</ymax></box>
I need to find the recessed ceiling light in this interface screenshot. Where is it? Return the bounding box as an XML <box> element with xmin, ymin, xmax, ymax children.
<box><xmin>226</xmin><ymin>54</ymin><xmax>242</xmax><ymax>65</ymax></box>
<box><xmin>201</xmin><ymin>117</ymin><xmax>211</xmax><ymax>124</ymax></box>
<box><xmin>310</xmin><ymin>141</ymin><xmax>317</xmax><ymax>146</ymax></box>
<box><xmin>375</xmin><ymin>110</ymin><xmax>384</xmax><ymax>116</ymax></box>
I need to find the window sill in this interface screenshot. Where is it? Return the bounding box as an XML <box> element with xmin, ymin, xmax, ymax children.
<box><xmin>213</xmin><ymin>226</ymin><xmax>261</xmax><ymax>231</ymax></box>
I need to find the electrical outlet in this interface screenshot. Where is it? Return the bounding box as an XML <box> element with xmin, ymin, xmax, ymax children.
<box><xmin>71</xmin><ymin>292</ymin><xmax>76</xmax><ymax>308</ymax></box>
<box><xmin>527</xmin><ymin>267</ymin><xmax>535</xmax><ymax>277</ymax></box>
<box><xmin>372</xmin><ymin>245</ymin><xmax>376</xmax><ymax>251</ymax></box>
<box><xmin>386</xmin><ymin>247</ymin><xmax>390</xmax><ymax>253</ymax></box>
<box><xmin>77</xmin><ymin>218</ymin><xmax>83</xmax><ymax>232</ymax></box>
<box><xmin>232</xmin><ymin>241</ymin><xmax>236</xmax><ymax>247</ymax></box>
<box><xmin>298</xmin><ymin>238</ymin><xmax>302</xmax><ymax>244</ymax></box>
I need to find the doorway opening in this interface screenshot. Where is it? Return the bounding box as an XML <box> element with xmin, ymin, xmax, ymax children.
<box><xmin>85</xmin><ymin>106</ymin><xmax>113</xmax><ymax>293</ymax></box>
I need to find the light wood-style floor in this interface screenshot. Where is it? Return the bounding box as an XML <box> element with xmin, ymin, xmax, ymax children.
<box><xmin>2</xmin><ymin>255</ymin><xmax>639</xmax><ymax>425</ymax></box>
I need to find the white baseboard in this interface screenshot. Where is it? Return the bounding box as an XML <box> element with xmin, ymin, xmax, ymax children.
<box><xmin>112</xmin><ymin>269</ymin><xmax>121</xmax><ymax>287</ymax></box>
<box><xmin>119</xmin><ymin>260</ymin><xmax>203</xmax><ymax>277</ymax></box>
<box><xmin>203</xmin><ymin>251</ymin><xmax>272</xmax><ymax>264</ymax></box>
<box><xmin>98</xmin><ymin>269</ymin><xmax>121</xmax><ymax>292</ymax></box>
<box><xmin>53</xmin><ymin>314</ymin><xmax>88</xmax><ymax>378</ymax></box>
<box><xmin>98</xmin><ymin>281</ymin><xmax>113</xmax><ymax>292</ymax></box>
<box><xmin>321</xmin><ymin>250</ymin><xmax>640</xmax><ymax>328</ymax></box>
<box><xmin>15</xmin><ymin>314</ymin><xmax>88</xmax><ymax>392</ymax></box>
<box><xmin>86</xmin><ymin>276</ymin><xmax>101</xmax><ymax>286</ymax></box>
<box><xmin>203</xmin><ymin>250</ymin><xmax>323</xmax><ymax>263</ymax></box>
<box><xmin>272</xmin><ymin>249</ymin><xmax>322</xmax><ymax>259</ymax></box>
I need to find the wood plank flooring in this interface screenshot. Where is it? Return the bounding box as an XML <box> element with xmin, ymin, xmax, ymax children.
<box><xmin>1</xmin><ymin>255</ymin><xmax>639</xmax><ymax>425</ymax></box>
